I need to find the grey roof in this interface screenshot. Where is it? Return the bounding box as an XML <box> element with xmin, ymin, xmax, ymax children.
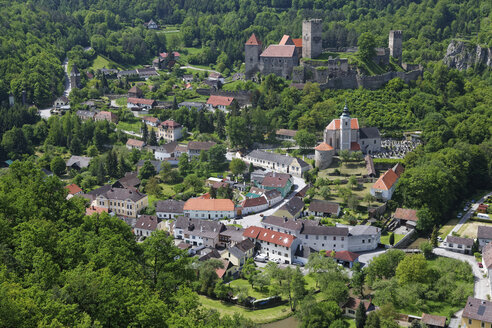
<box><xmin>88</xmin><ymin>184</ymin><xmax>112</xmax><ymax>198</ymax></box>
<box><xmin>348</xmin><ymin>225</ymin><xmax>380</xmax><ymax>236</ymax></box>
<box><xmin>446</xmin><ymin>235</ymin><xmax>474</xmax><ymax>247</ymax></box>
<box><xmin>265</xmin><ymin>172</ymin><xmax>292</xmax><ymax>180</ymax></box>
<box><xmin>70</xmin><ymin>64</ymin><xmax>79</xmax><ymax>75</ymax></box>
<box><xmin>155</xmin><ymin>199</ymin><xmax>184</xmax><ymax>214</ymax></box>
<box><xmin>118</xmin><ymin>70</ymin><xmax>138</xmax><ymax>76</ymax></box>
<box><xmin>359</xmin><ymin>127</ymin><xmax>381</xmax><ymax>139</ymax></box>
<box><xmin>463</xmin><ymin>297</ymin><xmax>492</xmax><ymax>323</ymax></box>
<box><xmin>235</xmin><ymin>238</ymin><xmax>255</xmax><ymax>252</ymax></box>
<box><xmin>137</xmin><ymin>160</ymin><xmax>162</xmax><ymax>173</ymax></box>
<box><xmin>188</xmin><ymin>141</ymin><xmax>216</xmax><ymax>151</ymax></box>
<box><xmin>77</xmin><ymin>110</ymin><xmax>97</xmax><ymax>118</ymax></box>
<box><xmin>365</xmin><ymin>155</ymin><xmax>376</xmax><ymax>176</ymax></box>
<box><xmin>483</xmin><ymin>242</ymin><xmax>492</xmax><ymax>269</ymax></box>
<box><xmin>247</xmin><ymin>150</ymin><xmax>294</xmax><ymax>166</ymax></box>
<box><xmin>277</xmin><ymin>197</ymin><xmax>305</xmax><ymax>217</ymax></box>
<box><xmin>308</xmin><ymin>200</ymin><xmax>340</xmax><ymax>215</ymax></box>
<box><xmin>478</xmin><ymin>226</ymin><xmax>492</xmax><ymax>240</ymax></box>
<box><xmin>301</xmin><ymin>225</ymin><xmax>349</xmax><ymax>236</ymax></box>
<box><xmin>155</xmin><ymin>141</ymin><xmax>178</xmax><ymax>154</ymax></box>
<box><xmin>220</xmin><ymin>226</ymin><xmax>245</xmax><ymax>243</ymax></box>
<box><xmin>135</xmin><ymin>215</ymin><xmax>159</xmax><ymax>231</ymax></box>
<box><xmin>262</xmin><ymin>215</ymin><xmax>319</xmax><ymax>232</ymax></box>
<box><xmin>114</xmin><ymin>172</ymin><xmax>140</xmax><ymax>188</ymax></box>
<box><xmin>264</xmin><ymin>189</ymin><xmax>281</xmax><ymax>200</ymax></box>
<box><xmin>178</xmin><ymin>102</ymin><xmax>205</xmax><ymax>108</ymax></box>
<box><xmin>174</xmin><ymin>217</ymin><xmax>224</xmax><ymax>239</ymax></box>
<box><xmin>198</xmin><ymin>249</ymin><xmax>221</xmax><ymax>261</ymax></box>
<box><xmin>66</xmin><ymin>156</ymin><xmax>92</xmax><ymax>169</ymax></box>
<box><xmin>101</xmin><ymin>188</ymin><xmax>147</xmax><ymax>202</ymax></box>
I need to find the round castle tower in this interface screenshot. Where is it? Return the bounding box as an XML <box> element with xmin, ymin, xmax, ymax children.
<box><xmin>315</xmin><ymin>142</ymin><xmax>334</xmax><ymax>170</ymax></box>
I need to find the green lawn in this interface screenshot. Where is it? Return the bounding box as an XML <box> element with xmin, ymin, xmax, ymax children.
<box><xmin>199</xmin><ymin>295</ymin><xmax>293</xmax><ymax>324</ymax></box>
<box><xmin>115</xmin><ymin>97</ymin><xmax>127</xmax><ymax>106</ymax></box>
<box><xmin>439</xmin><ymin>217</ymin><xmax>460</xmax><ymax>237</ymax></box>
<box><xmin>380</xmin><ymin>232</ymin><xmax>405</xmax><ymax>245</ymax></box>
<box><xmin>117</xmin><ymin>121</ymin><xmax>141</xmax><ymax>134</ymax></box>
<box><xmin>90</xmin><ymin>54</ymin><xmax>124</xmax><ymax>70</ymax></box>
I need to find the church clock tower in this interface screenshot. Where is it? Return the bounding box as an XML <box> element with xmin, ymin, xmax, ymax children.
<box><xmin>340</xmin><ymin>102</ymin><xmax>351</xmax><ymax>151</ymax></box>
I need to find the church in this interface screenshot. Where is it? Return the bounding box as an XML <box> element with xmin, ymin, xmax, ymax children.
<box><xmin>323</xmin><ymin>103</ymin><xmax>381</xmax><ymax>154</ymax></box>
<box><xmin>315</xmin><ymin>103</ymin><xmax>381</xmax><ymax>169</ymax></box>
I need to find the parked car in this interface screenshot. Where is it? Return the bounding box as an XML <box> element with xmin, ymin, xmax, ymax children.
<box><xmin>273</xmin><ymin>258</ymin><xmax>281</xmax><ymax>264</ymax></box>
<box><xmin>478</xmin><ymin>262</ymin><xmax>483</xmax><ymax>268</ymax></box>
<box><xmin>457</xmin><ymin>213</ymin><xmax>463</xmax><ymax>218</ymax></box>
<box><xmin>254</xmin><ymin>254</ymin><xmax>268</xmax><ymax>262</ymax></box>
<box><xmin>438</xmin><ymin>236</ymin><xmax>443</xmax><ymax>242</ymax></box>
<box><xmin>292</xmin><ymin>261</ymin><xmax>304</xmax><ymax>267</ymax></box>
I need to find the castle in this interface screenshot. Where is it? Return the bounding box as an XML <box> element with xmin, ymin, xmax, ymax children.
<box><xmin>315</xmin><ymin>103</ymin><xmax>381</xmax><ymax>169</ymax></box>
<box><xmin>245</xmin><ymin>20</ymin><xmax>414</xmax><ymax>88</ymax></box>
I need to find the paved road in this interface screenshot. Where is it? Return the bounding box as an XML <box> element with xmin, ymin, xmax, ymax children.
<box><xmin>449</xmin><ymin>192</ymin><xmax>492</xmax><ymax>236</ymax></box>
<box><xmin>39</xmin><ymin>57</ymin><xmax>71</xmax><ymax>119</ymax></box>
<box><xmin>116</xmin><ymin>128</ymin><xmax>142</xmax><ymax>138</ymax></box>
<box><xmin>433</xmin><ymin>247</ymin><xmax>490</xmax><ymax>299</ymax></box>
<box><xmin>180</xmin><ymin>65</ymin><xmax>219</xmax><ymax>74</ymax></box>
<box><xmin>224</xmin><ymin>175</ymin><xmax>306</xmax><ymax>229</ymax></box>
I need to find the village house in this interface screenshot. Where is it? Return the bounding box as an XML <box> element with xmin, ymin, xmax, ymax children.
<box><xmin>64</xmin><ymin>183</ymin><xmax>83</xmax><ymax>200</ymax></box>
<box><xmin>393</xmin><ymin>208</ymin><xmax>419</xmax><ymax>229</ymax></box>
<box><xmin>443</xmin><ymin>235</ymin><xmax>474</xmax><ymax>254</ymax></box>
<box><xmin>264</xmin><ymin>189</ymin><xmax>283</xmax><ymax>207</ymax></box>
<box><xmin>341</xmin><ymin>297</ymin><xmax>375</xmax><ymax>318</ymax></box>
<box><xmin>127</xmin><ymin>97</ymin><xmax>156</xmax><ymax>110</ymax></box>
<box><xmin>478</xmin><ymin>226</ymin><xmax>492</xmax><ymax>250</ymax></box>
<box><xmin>146</xmin><ymin>19</ymin><xmax>158</xmax><ymax>29</ymax></box>
<box><xmin>54</xmin><ymin>95</ymin><xmax>69</xmax><ymax>108</ymax></box>
<box><xmin>187</xmin><ymin>141</ymin><xmax>216</xmax><ymax>158</ymax></box>
<box><xmin>240</xmin><ymin>196</ymin><xmax>269</xmax><ymax>215</ymax></box>
<box><xmin>183</xmin><ymin>198</ymin><xmax>236</xmax><ymax>220</ymax></box>
<box><xmin>327</xmin><ymin>250</ymin><xmax>361</xmax><ymax>268</ymax></box>
<box><xmin>155</xmin><ymin>199</ymin><xmax>184</xmax><ymax>219</ymax></box>
<box><xmin>482</xmin><ymin>242</ymin><xmax>492</xmax><ymax>287</ymax></box>
<box><xmin>274</xmin><ymin>196</ymin><xmax>305</xmax><ymax>219</ymax></box>
<box><xmin>346</xmin><ymin>225</ymin><xmax>381</xmax><ymax>252</ymax></box>
<box><xmin>461</xmin><ymin>297</ymin><xmax>492</xmax><ymax>328</ymax></box>
<box><xmin>206</xmin><ymin>95</ymin><xmax>234</xmax><ymax>111</ymax></box>
<box><xmin>128</xmin><ymin>86</ymin><xmax>143</xmax><ymax>98</ymax></box>
<box><xmin>96</xmin><ymin>188</ymin><xmax>148</xmax><ymax>219</ymax></box>
<box><xmin>218</xmin><ymin>226</ymin><xmax>245</xmax><ymax>247</ymax></box>
<box><xmin>178</xmin><ymin>101</ymin><xmax>205</xmax><ymax>110</ymax></box>
<box><xmin>76</xmin><ymin>110</ymin><xmax>98</xmax><ymax>121</ymax></box>
<box><xmin>244</xmin><ymin>225</ymin><xmax>300</xmax><ymax>264</ymax></box>
<box><xmin>276</xmin><ymin>129</ymin><xmax>297</xmax><ymax>142</ymax></box>
<box><xmin>300</xmin><ymin>225</ymin><xmax>349</xmax><ymax>252</ymax></box>
<box><xmin>134</xmin><ymin>215</ymin><xmax>159</xmax><ymax>237</ymax></box>
<box><xmin>154</xmin><ymin>141</ymin><xmax>178</xmax><ymax>161</ymax></box>
<box><xmin>136</xmin><ymin>67</ymin><xmax>159</xmax><ymax>79</ymax></box>
<box><xmin>370</xmin><ymin>163</ymin><xmax>404</xmax><ymax>201</ymax></box>
<box><xmin>157</xmin><ymin>120</ymin><xmax>183</xmax><ymax>142</ymax></box>
<box><xmin>66</xmin><ymin>156</ymin><xmax>92</xmax><ymax>171</ymax></box>
<box><xmin>112</xmin><ymin>172</ymin><xmax>140</xmax><ymax>189</ymax></box>
<box><xmin>94</xmin><ymin>111</ymin><xmax>118</xmax><ymax>123</ymax></box>
<box><xmin>160</xmin><ymin>51</ymin><xmax>180</xmax><ymax>60</ymax></box>
<box><xmin>173</xmin><ymin>217</ymin><xmax>225</xmax><ymax>247</ymax></box>
<box><xmin>259</xmin><ymin>173</ymin><xmax>293</xmax><ymax>197</ymax></box>
<box><xmin>221</xmin><ymin>238</ymin><xmax>255</xmax><ymax>267</ymax></box>
<box><xmin>307</xmin><ymin>199</ymin><xmax>340</xmax><ymax>218</ymax></box>
<box><xmin>126</xmin><ymin>138</ymin><xmax>145</xmax><ymax>150</ymax></box>
<box><xmin>142</xmin><ymin>116</ymin><xmax>160</xmax><ymax>127</ymax></box>
<box><xmin>242</xmin><ymin>149</ymin><xmax>310</xmax><ymax>178</ymax></box>
<box><xmin>182</xmin><ymin>74</ymin><xmax>194</xmax><ymax>83</ymax></box>
<box><xmin>208</xmin><ymin>72</ymin><xmax>225</xmax><ymax>84</ymax></box>
<box><xmin>478</xmin><ymin>203</ymin><xmax>489</xmax><ymax>214</ymax></box>
<box><xmin>421</xmin><ymin>313</ymin><xmax>447</xmax><ymax>328</ymax></box>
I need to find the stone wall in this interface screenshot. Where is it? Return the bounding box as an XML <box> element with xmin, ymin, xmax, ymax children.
<box><xmin>317</xmin><ymin>69</ymin><xmax>422</xmax><ymax>90</ymax></box>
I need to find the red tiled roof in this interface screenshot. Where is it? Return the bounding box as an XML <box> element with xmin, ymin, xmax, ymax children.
<box><xmin>292</xmin><ymin>38</ymin><xmax>302</xmax><ymax>48</ymax></box>
<box><xmin>183</xmin><ymin>198</ymin><xmax>235</xmax><ymax>212</ymax></box>
<box><xmin>315</xmin><ymin>142</ymin><xmax>334</xmax><ymax>151</ymax></box>
<box><xmin>421</xmin><ymin>313</ymin><xmax>446</xmax><ymax>328</ymax></box>
<box><xmin>85</xmin><ymin>206</ymin><xmax>108</xmax><ymax>216</ymax></box>
<box><xmin>246</xmin><ymin>33</ymin><xmax>261</xmax><ymax>46</ymax></box>
<box><xmin>159</xmin><ymin>51</ymin><xmax>180</xmax><ymax>58</ymax></box>
<box><xmin>260</xmin><ymin>45</ymin><xmax>296</xmax><ymax>58</ymax></box>
<box><xmin>242</xmin><ymin>196</ymin><xmax>267</xmax><ymax>208</ymax></box>
<box><xmin>372</xmin><ymin>169</ymin><xmax>399</xmax><ymax>191</ymax></box>
<box><xmin>350</xmin><ymin>142</ymin><xmax>361</xmax><ymax>151</ymax></box>
<box><xmin>243</xmin><ymin>226</ymin><xmax>296</xmax><ymax>247</ymax></box>
<box><xmin>65</xmin><ymin>183</ymin><xmax>82</xmax><ymax>195</ymax></box>
<box><xmin>127</xmin><ymin>97</ymin><xmax>155</xmax><ymax>106</ymax></box>
<box><xmin>143</xmin><ymin>116</ymin><xmax>159</xmax><ymax>123</ymax></box>
<box><xmin>392</xmin><ymin>163</ymin><xmax>405</xmax><ymax>177</ymax></box>
<box><xmin>161</xmin><ymin>119</ymin><xmax>181</xmax><ymax>128</ymax></box>
<box><xmin>327</xmin><ymin>250</ymin><xmax>360</xmax><ymax>262</ymax></box>
<box><xmin>126</xmin><ymin>138</ymin><xmax>145</xmax><ymax>148</ymax></box>
<box><xmin>279</xmin><ymin>35</ymin><xmax>294</xmax><ymax>45</ymax></box>
<box><xmin>95</xmin><ymin>111</ymin><xmax>117</xmax><ymax>121</ymax></box>
<box><xmin>325</xmin><ymin>118</ymin><xmax>359</xmax><ymax>130</ymax></box>
<box><xmin>261</xmin><ymin>176</ymin><xmax>289</xmax><ymax>188</ymax></box>
<box><xmin>215</xmin><ymin>259</ymin><xmax>230</xmax><ymax>279</ymax></box>
<box><xmin>276</xmin><ymin>129</ymin><xmax>297</xmax><ymax>137</ymax></box>
<box><xmin>394</xmin><ymin>208</ymin><xmax>418</xmax><ymax>222</ymax></box>
<box><xmin>207</xmin><ymin>95</ymin><xmax>234</xmax><ymax>107</ymax></box>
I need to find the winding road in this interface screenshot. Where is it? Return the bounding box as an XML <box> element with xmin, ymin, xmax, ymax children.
<box><xmin>39</xmin><ymin>57</ymin><xmax>71</xmax><ymax>119</ymax></box>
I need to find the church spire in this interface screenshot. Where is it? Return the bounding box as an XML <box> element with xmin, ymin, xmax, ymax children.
<box><xmin>341</xmin><ymin>100</ymin><xmax>350</xmax><ymax>119</ymax></box>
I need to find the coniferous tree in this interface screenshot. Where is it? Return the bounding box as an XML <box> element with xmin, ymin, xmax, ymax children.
<box><xmin>431</xmin><ymin>226</ymin><xmax>439</xmax><ymax>247</ymax></box>
<box><xmin>355</xmin><ymin>300</ymin><xmax>367</xmax><ymax>328</ymax></box>
<box><xmin>149</xmin><ymin>130</ymin><xmax>158</xmax><ymax>146</ymax></box>
<box><xmin>141</xmin><ymin>123</ymin><xmax>149</xmax><ymax>143</ymax></box>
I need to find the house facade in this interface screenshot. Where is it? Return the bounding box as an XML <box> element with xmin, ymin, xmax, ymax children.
<box><xmin>259</xmin><ymin>174</ymin><xmax>293</xmax><ymax>197</ymax></box>
<box><xmin>142</xmin><ymin>116</ymin><xmax>160</xmax><ymax>127</ymax></box>
<box><xmin>187</xmin><ymin>141</ymin><xmax>216</xmax><ymax>158</ymax></box>
<box><xmin>443</xmin><ymin>235</ymin><xmax>474</xmax><ymax>254</ymax></box>
<box><xmin>126</xmin><ymin>138</ymin><xmax>145</xmax><ymax>150</ymax></box>
<box><xmin>461</xmin><ymin>297</ymin><xmax>492</xmax><ymax>328</ymax></box>
<box><xmin>276</xmin><ymin>129</ymin><xmax>297</xmax><ymax>142</ymax></box>
<box><xmin>240</xmin><ymin>196</ymin><xmax>269</xmax><ymax>215</ymax></box>
<box><xmin>134</xmin><ymin>215</ymin><xmax>159</xmax><ymax>237</ymax></box>
<box><xmin>243</xmin><ymin>225</ymin><xmax>300</xmax><ymax>264</ymax></box>
<box><xmin>154</xmin><ymin>142</ymin><xmax>178</xmax><ymax>161</ymax></box>
<box><xmin>242</xmin><ymin>149</ymin><xmax>310</xmax><ymax>178</ymax></box>
<box><xmin>96</xmin><ymin>188</ymin><xmax>148</xmax><ymax>218</ymax></box>
<box><xmin>370</xmin><ymin>163</ymin><xmax>404</xmax><ymax>201</ymax></box>
<box><xmin>478</xmin><ymin>226</ymin><xmax>492</xmax><ymax>250</ymax></box>
<box><xmin>221</xmin><ymin>238</ymin><xmax>255</xmax><ymax>267</ymax></box>
<box><xmin>273</xmin><ymin>196</ymin><xmax>304</xmax><ymax>219</ymax></box>
<box><xmin>307</xmin><ymin>199</ymin><xmax>340</xmax><ymax>217</ymax></box>
<box><xmin>183</xmin><ymin>198</ymin><xmax>236</xmax><ymax>220</ymax></box>
<box><xmin>157</xmin><ymin>120</ymin><xmax>183</xmax><ymax>141</ymax></box>
<box><xmin>155</xmin><ymin>199</ymin><xmax>184</xmax><ymax>219</ymax></box>
<box><xmin>127</xmin><ymin>97</ymin><xmax>156</xmax><ymax>110</ymax></box>
<box><xmin>94</xmin><ymin>111</ymin><xmax>118</xmax><ymax>123</ymax></box>
<box><xmin>173</xmin><ymin>217</ymin><xmax>224</xmax><ymax>248</ymax></box>
<box><xmin>206</xmin><ymin>95</ymin><xmax>234</xmax><ymax>111</ymax></box>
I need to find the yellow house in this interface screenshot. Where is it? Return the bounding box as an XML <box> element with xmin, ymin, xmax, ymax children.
<box><xmin>221</xmin><ymin>239</ymin><xmax>255</xmax><ymax>267</ymax></box>
<box><xmin>462</xmin><ymin>297</ymin><xmax>492</xmax><ymax>328</ymax></box>
<box><xmin>96</xmin><ymin>188</ymin><xmax>148</xmax><ymax>218</ymax></box>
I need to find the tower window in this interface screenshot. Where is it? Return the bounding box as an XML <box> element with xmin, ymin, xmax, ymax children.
<box><xmin>345</xmin><ymin>122</ymin><xmax>347</xmax><ymax>126</ymax></box>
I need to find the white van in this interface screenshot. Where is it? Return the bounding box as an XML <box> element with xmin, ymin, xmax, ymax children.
<box><xmin>477</xmin><ymin>213</ymin><xmax>490</xmax><ymax>219</ymax></box>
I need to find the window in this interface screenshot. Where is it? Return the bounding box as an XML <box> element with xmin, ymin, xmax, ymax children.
<box><xmin>324</xmin><ymin>236</ymin><xmax>327</xmax><ymax>240</ymax></box>
<box><xmin>305</xmin><ymin>235</ymin><xmax>308</xmax><ymax>239</ymax></box>
<box><xmin>468</xmin><ymin>319</ymin><xmax>472</xmax><ymax>325</ymax></box>
<box><xmin>374</xmin><ymin>140</ymin><xmax>376</xmax><ymax>144</ymax></box>
<box><xmin>481</xmin><ymin>322</ymin><xmax>484</xmax><ymax>328</ymax></box>
<box><xmin>333</xmin><ymin>244</ymin><xmax>336</xmax><ymax>248</ymax></box>
<box><xmin>284</xmin><ymin>253</ymin><xmax>288</xmax><ymax>257</ymax></box>
<box><xmin>362</xmin><ymin>240</ymin><xmax>365</xmax><ymax>243</ymax></box>
<box><xmin>368</xmin><ymin>239</ymin><xmax>371</xmax><ymax>243</ymax></box>
<box><xmin>333</xmin><ymin>237</ymin><xmax>336</xmax><ymax>240</ymax></box>
<box><xmin>316</xmin><ymin>236</ymin><xmax>319</xmax><ymax>240</ymax></box>
<box><xmin>341</xmin><ymin>237</ymin><xmax>344</xmax><ymax>241</ymax></box>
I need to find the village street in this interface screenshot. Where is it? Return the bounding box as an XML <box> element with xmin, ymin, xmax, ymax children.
<box><xmin>449</xmin><ymin>192</ymin><xmax>492</xmax><ymax>236</ymax></box>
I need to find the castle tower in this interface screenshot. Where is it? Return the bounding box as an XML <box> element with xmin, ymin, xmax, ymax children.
<box><xmin>70</xmin><ymin>64</ymin><xmax>81</xmax><ymax>89</ymax></box>
<box><xmin>245</xmin><ymin>33</ymin><xmax>262</xmax><ymax>80</ymax></box>
<box><xmin>389</xmin><ymin>30</ymin><xmax>403</xmax><ymax>61</ymax></box>
<box><xmin>302</xmin><ymin>19</ymin><xmax>322</xmax><ymax>59</ymax></box>
<box><xmin>315</xmin><ymin>142</ymin><xmax>334</xmax><ymax>170</ymax></box>
<box><xmin>340</xmin><ymin>102</ymin><xmax>352</xmax><ymax>151</ymax></box>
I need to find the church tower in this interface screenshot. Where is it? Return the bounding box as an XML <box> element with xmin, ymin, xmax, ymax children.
<box><xmin>245</xmin><ymin>33</ymin><xmax>262</xmax><ymax>80</ymax></box>
<box><xmin>340</xmin><ymin>102</ymin><xmax>352</xmax><ymax>151</ymax></box>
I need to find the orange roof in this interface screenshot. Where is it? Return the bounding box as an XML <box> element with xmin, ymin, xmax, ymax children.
<box><xmin>394</xmin><ymin>208</ymin><xmax>418</xmax><ymax>222</ymax></box>
<box><xmin>315</xmin><ymin>142</ymin><xmax>334</xmax><ymax>151</ymax></box>
<box><xmin>392</xmin><ymin>163</ymin><xmax>405</xmax><ymax>177</ymax></box>
<box><xmin>207</xmin><ymin>95</ymin><xmax>234</xmax><ymax>107</ymax></box>
<box><xmin>243</xmin><ymin>226</ymin><xmax>296</xmax><ymax>247</ymax></box>
<box><xmin>350</xmin><ymin>142</ymin><xmax>361</xmax><ymax>151</ymax></box>
<box><xmin>160</xmin><ymin>119</ymin><xmax>181</xmax><ymax>128</ymax></box>
<box><xmin>292</xmin><ymin>38</ymin><xmax>302</xmax><ymax>48</ymax></box>
<box><xmin>373</xmin><ymin>169</ymin><xmax>399</xmax><ymax>191</ymax></box>
<box><xmin>279</xmin><ymin>35</ymin><xmax>294</xmax><ymax>45</ymax></box>
<box><xmin>260</xmin><ymin>45</ymin><xmax>296</xmax><ymax>58</ymax></box>
<box><xmin>215</xmin><ymin>259</ymin><xmax>230</xmax><ymax>279</ymax></box>
<box><xmin>65</xmin><ymin>183</ymin><xmax>82</xmax><ymax>195</ymax></box>
<box><xmin>327</xmin><ymin>250</ymin><xmax>360</xmax><ymax>262</ymax></box>
<box><xmin>126</xmin><ymin>138</ymin><xmax>145</xmax><ymax>148</ymax></box>
<box><xmin>183</xmin><ymin>198</ymin><xmax>235</xmax><ymax>212</ymax></box>
<box><xmin>127</xmin><ymin>97</ymin><xmax>156</xmax><ymax>105</ymax></box>
<box><xmin>325</xmin><ymin>118</ymin><xmax>359</xmax><ymax>130</ymax></box>
<box><xmin>86</xmin><ymin>206</ymin><xmax>108</xmax><ymax>216</ymax></box>
<box><xmin>245</xmin><ymin>33</ymin><xmax>261</xmax><ymax>45</ymax></box>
